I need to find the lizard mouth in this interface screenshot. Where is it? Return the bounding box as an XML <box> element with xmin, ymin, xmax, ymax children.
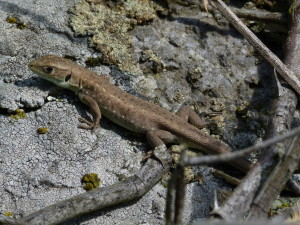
<box><xmin>28</xmin><ymin>62</ymin><xmax>39</xmax><ymax>73</ymax></box>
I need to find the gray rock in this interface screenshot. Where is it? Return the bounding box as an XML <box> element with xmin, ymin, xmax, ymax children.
<box><xmin>0</xmin><ymin>0</ymin><xmax>275</xmax><ymax>224</ymax></box>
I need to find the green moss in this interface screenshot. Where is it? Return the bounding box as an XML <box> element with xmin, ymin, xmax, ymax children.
<box><xmin>81</xmin><ymin>173</ymin><xmax>101</xmax><ymax>191</ymax></box>
<box><xmin>6</xmin><ymin>16</ymin><xmax>27</xmax><ymax>29</ymax></box>
<box><xmin>4</xmin><ymin>212</ymin><xmax>13</xmax><ymax>217</ymax></box>
<box><xmin>6</xmin><ymin>17</ymin><xmax>17</xmax><ymax>24</ymax></box>
<box><xmin>37</xmin><ymin>127</ymin><xmax>48</xmax><ymax>134</ymax></box>
<box><xmin>9</xmin><ymin>109</ymin><xmax>26</xmax><ymax>120</ymax></box>
<box><xmin>268</xmin><ymin>199</ymin><xmax>292</xmax><ymax>217</ymax></box>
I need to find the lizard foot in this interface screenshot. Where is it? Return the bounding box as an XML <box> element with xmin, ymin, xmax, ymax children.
<box><xmin>79</xmin><ymin>117</ymin><xmax>93</xmax><ymax>125</ymax></box>
<box><xmin>78</xmin><ymin>117</ymin><xmax>99</xmax><ymax>131</ymax></box>
<box><xmin>141</xmin><ymin>150</ymin><xmax>154</xmax><ymax>163</ymax></box>
<box><xmin>141</xmin><ymin>150</ymin><xmax>164</xmax><ymax>167</ymax></box>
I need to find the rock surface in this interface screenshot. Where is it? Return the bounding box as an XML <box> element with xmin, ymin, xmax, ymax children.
<box><xmin>0</xmin><ymin>0</ymin><xmax>276</xmax><ymax>224</ymax></box>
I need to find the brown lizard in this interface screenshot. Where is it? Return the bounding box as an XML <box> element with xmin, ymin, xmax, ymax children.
<box><xmin>29</xmin><ymin>55</ymin><xmax>252</xmax><ymax>173</ymax></box>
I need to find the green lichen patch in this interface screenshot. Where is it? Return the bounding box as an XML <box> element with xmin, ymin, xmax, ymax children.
<box><xmin>37</xmin><ymin>127</ymin><xmax>48</xmax><ymax>134</ymax></box>
<box><xmin>3</xmin><ymin>212</ymin><xmax>13</xmax><ymax>217</ymax></box>
<box><xmin>5</xmin><ymin>16</ymin><xmax>27</xmax><ymax>29</ymax></box>
<box><xmin>6</xmin><ymin>17</ymin><xmax>17</xmax><ymax>24</ymax></box>
<box><xmin>81</xmin><ymin>173</ymin><xmax>101</xmax><ymax>191</ymax></box>
<box><xmin>9</xmin><ymin>109</ymin><xmax>26</xmax><ymax>120</ymax></box>
<box><xmin>69</xmin><ymin>0</ymin><xmax>166</xmax><ymax>75</ymax></box>
<box><xmin>268</xmin><ymin>199</ymin><xmax>292</xmax><ymax>217</ymax></box>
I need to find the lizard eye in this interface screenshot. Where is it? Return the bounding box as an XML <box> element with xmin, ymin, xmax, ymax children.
<box><xmin>44</xmin><ymin>67</ymin><xmax>53</xmax><ymax>73</ymax></box>
<box><xmin>65</xmin><ymin>74</ymin><xmax>71</xmax><ymax>82</ymax></box>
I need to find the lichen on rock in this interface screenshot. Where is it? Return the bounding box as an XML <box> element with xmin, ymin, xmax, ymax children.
<box><xmin>69</xmin><ymin>0</ymin><xmax>166</xmax><ymax>75</ymax></box>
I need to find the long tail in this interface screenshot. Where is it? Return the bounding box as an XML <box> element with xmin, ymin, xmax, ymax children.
<box><xmin>173</xmin><ymin>124</ymin><xmax>253</xmax><ymax>173</ymax></box>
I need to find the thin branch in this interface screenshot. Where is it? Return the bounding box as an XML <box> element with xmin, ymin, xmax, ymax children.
<box><xmin>166</xmin><ymin>150</ymin><xmax>186</xmax><ymax>225</ymax></box>
<box><xmin>200</xmin><ymin>3</ymin><xmax>287</xmax><ymax>24</ymax></box>
<box><xmin>213</xmin><ymin>169</ymin><xmax>241</xmax><ymax>186</ymax></box>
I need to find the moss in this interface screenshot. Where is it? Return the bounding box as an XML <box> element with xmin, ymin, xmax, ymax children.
<box><xmin>6</xmin><ymin>17</ymin><xmax>17</xmax><ymax>24</ymax></box>
<box><xmin>9</xmin><ymin>109</ymin><xmax>26</xmax><ymax>120</ymax></box>
<box><xmin>268</xmin><ymin>199</ymin><xmax>292</xmax><ymax>217</ymax></box>
<box><xmin>4</xmin><ymin>212</ymin><xmax>13</xmax><ymax>217</ymax></box>
<box><xmin>81</xmin><ymin>173</ymin><xmax>101</xmax><ymax>191</ymax></box>
<box><xmin>37</xmin><ymin>127</ymin><xmax>48</xmax><ymax>134</ymax></box>
<box><xmin>6</xmin><ymin>16</ymin><xmax>27</xmax><ymax>29</ymax></box>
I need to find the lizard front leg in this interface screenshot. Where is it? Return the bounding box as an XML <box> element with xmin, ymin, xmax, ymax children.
<box><xmin>78</xmin><ymin>91</ymin><xmax>101</xmax><ymax>131</ymax></box>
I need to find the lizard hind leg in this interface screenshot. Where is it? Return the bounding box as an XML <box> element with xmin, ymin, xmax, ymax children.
<box><xmin>142</xmin><ymin>130</ymin><xmax>176</xmax><ymax>162</ymax></box>
<box><xmin>146</xmin><ymin>130</ymin><xmax>176</xmax><ymax>148</ymax></box>
<box><xmin>176</xmin><ymin>105</ymin><xmax>209</xmax><ymax>129</ymax></box>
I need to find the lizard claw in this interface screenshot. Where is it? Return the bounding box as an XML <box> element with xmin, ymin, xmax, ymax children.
<box><xmin>79</xmin><ymin>117</ymin><xmax>93</xmax><ymax>125</ymax></box>
<box><xmin>141</xmin><ymin>150</ymin><xmax>164</xmax><ymax>167</ymax></box>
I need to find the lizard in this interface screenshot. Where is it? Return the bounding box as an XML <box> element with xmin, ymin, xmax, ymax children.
<box><xmin>28</xmin><ymin>55</ymin><xmax>252</xmax><ymax>173</ymax></box>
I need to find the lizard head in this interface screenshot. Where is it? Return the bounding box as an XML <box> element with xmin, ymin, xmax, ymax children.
<box><xmin>29</xmin><ymin>55</ymin><xmax>81</xmax><ymax>93</ymax></box>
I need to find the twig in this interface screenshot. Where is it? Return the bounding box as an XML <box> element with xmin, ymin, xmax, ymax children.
<box><xmin>213</xmin><ymin>169</ymin><xmax>241</xmax><ymax>186</ymax></box>
<box><xmin>231</xmin><ymin>8</ymin><xmax>286</xmax><ymax>24</ymax></box>
<box><xmin>166</xmin><ymin>150</ymin><xmax>186</xmax><ymax>225</ymax></box>
<box><xmin>200</xmin><ymin>3</ymin><xmax>287</xmax><ymax>24</ymax></box>
<box><xmin>184</xmin><ymin>125</ymin><xmax>300</xmax><ymax>166</ymax></box>
<box><xmin>209</xmin><ymin>0</ymin><xmax>300</xmax><ymax>96</ymax></box>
